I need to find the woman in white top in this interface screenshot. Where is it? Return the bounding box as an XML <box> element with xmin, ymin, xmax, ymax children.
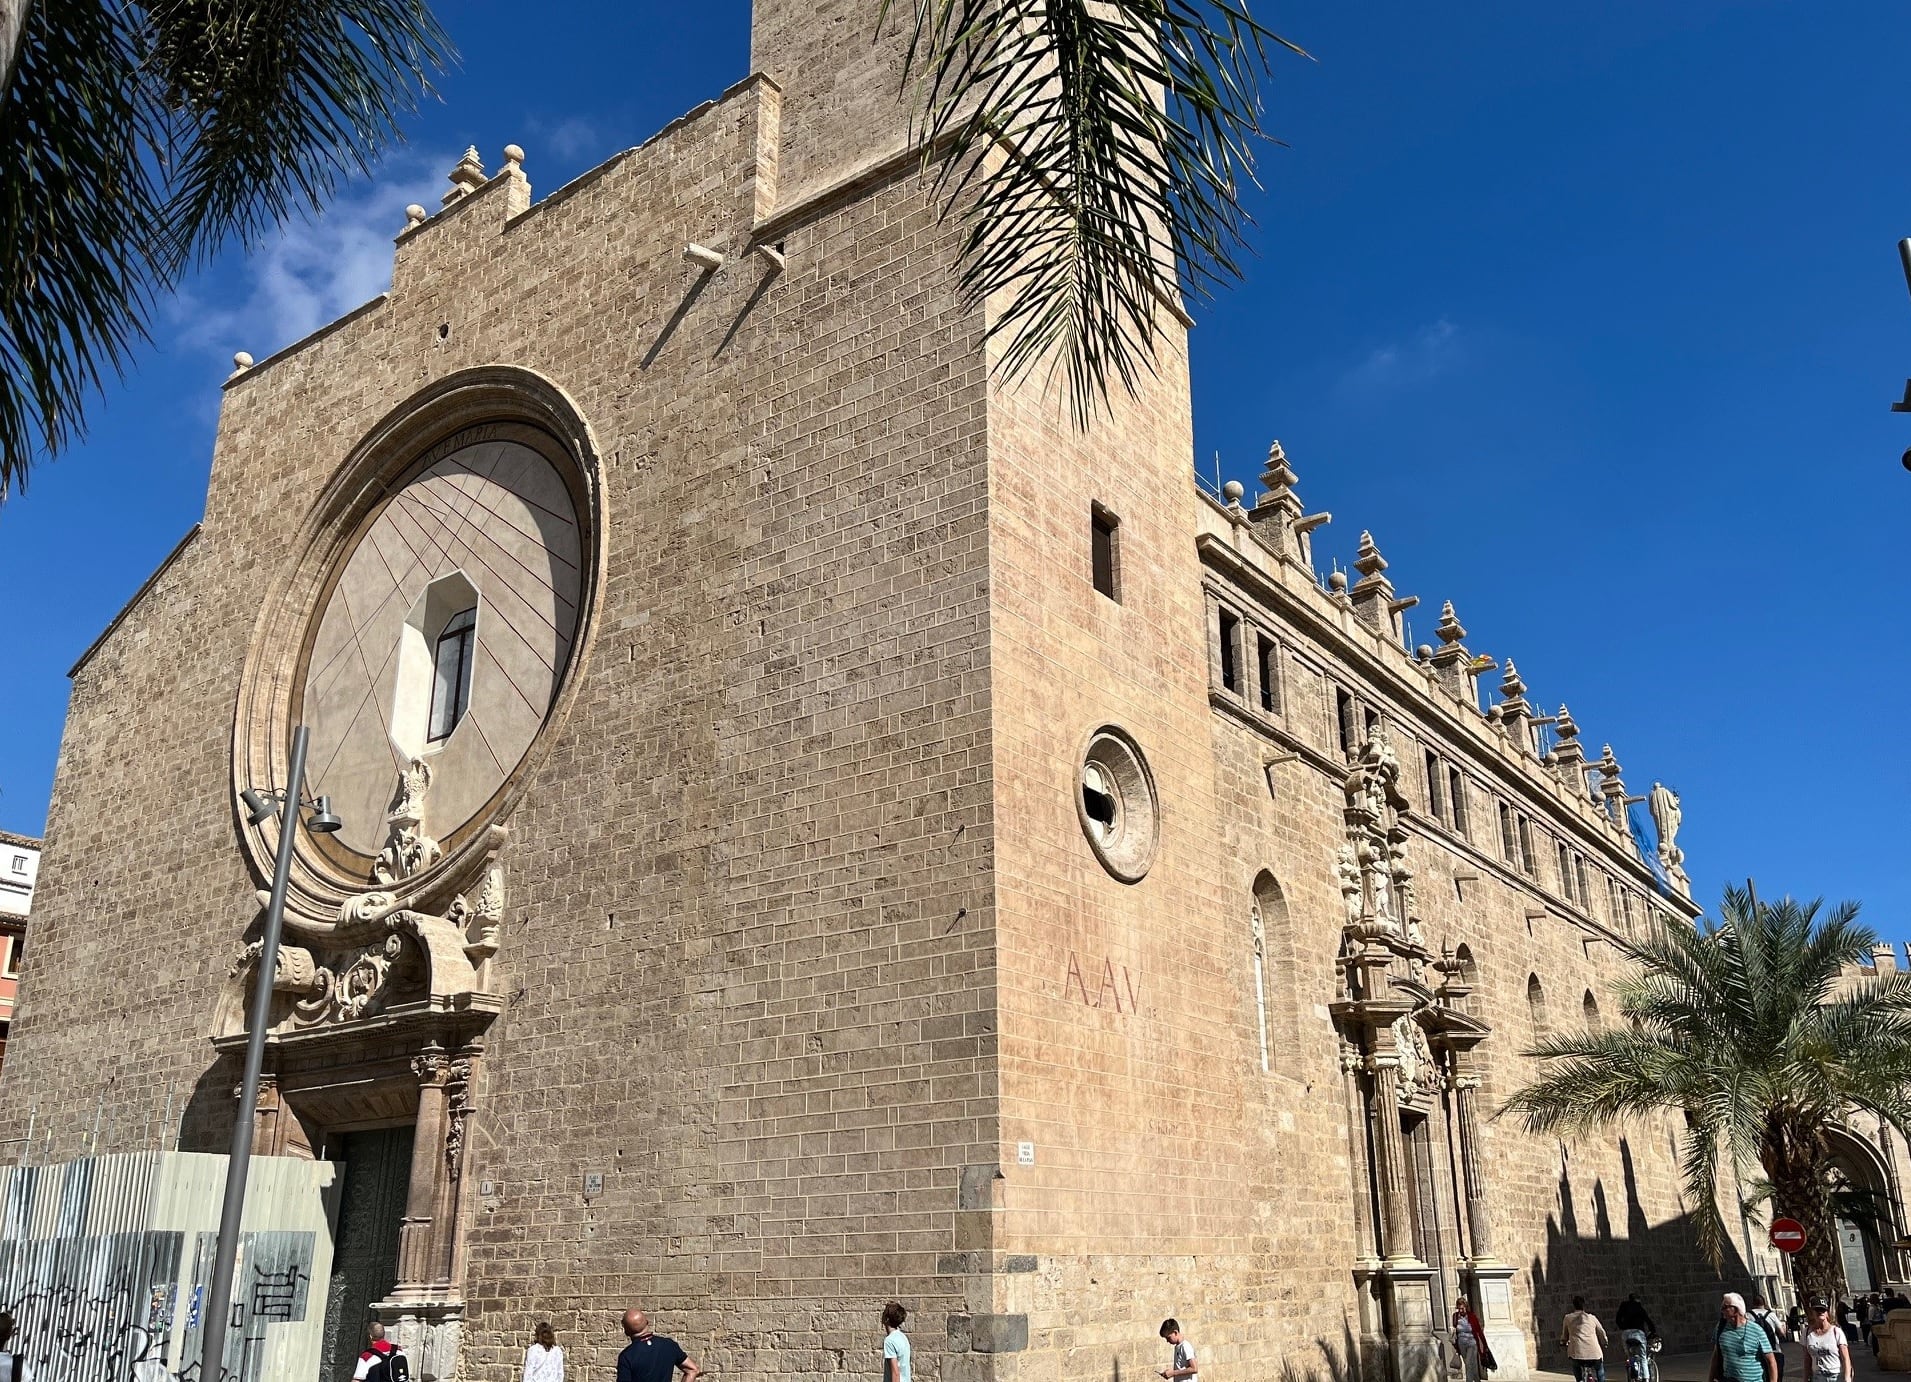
<box><xmin>1804</xmin><ymin>1299</ymin><xmax>1852</xmax><ymax>1382</ymax></box>
<box><xmin>523</xmin><ymin>1321</ymin><xmax>564</xmax><ymax>1382</ymax></box>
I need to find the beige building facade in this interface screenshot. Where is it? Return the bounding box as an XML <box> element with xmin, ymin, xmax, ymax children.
<box><xmin>3</xmin><ymin>4</ymin><xmax>1903</xmax><ymax>1381</ymax></box>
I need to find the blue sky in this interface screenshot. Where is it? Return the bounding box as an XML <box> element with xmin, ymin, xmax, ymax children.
<box><xmin>0</xmin><ymin>0</ymin><xmax>1905</xmax><ymax>937</ymax></box>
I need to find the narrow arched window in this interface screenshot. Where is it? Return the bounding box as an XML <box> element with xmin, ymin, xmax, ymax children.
<box><xmin>1250</xmin><ymin>902</ymin><xmax>1270</xmax><ymax>1073</ymax></box>
<box><xmin>429</xmin><ymin>607</ymin><xmax>477</xmax><ymax>742</ymax></box>
<box><xmin>1527</xmin><ymin>974</ymin><xmax>1548</xmax><ymax>1038</ymax></box>
<box><xmin>1582</xmin><ymin>989</ymin><xmax>1601</xmax><ymax>1028</ymax></box>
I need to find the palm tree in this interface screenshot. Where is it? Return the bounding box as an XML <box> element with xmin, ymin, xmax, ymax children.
<box><xmin>887</xmin><ymin>0</ymin><xmax>1307</xmax><ymax>422</ymax></box>
<box><xmin>4</xmin><ymin>0</ymin><xmax>1297</xmax><ymax>498</ymax></box>
<box><xmin>0</xmin><ymin>0</ymin><xmax>450</xmax><ymax>499</ymax></box>
<box><xmin>1500</xmin><ymin>884</ymin><xmax>1911</xmax><ymax>1304</ymax></box>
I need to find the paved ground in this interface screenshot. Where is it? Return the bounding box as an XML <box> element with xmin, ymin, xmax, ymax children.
<box><xmin>1533</xmin><ymin>1343</ymin><xmax>1896</xmax><ymax>1382</ymax></box>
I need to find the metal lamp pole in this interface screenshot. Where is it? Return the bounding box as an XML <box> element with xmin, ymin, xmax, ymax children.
<box><xmin>201</xmin><ymin>725</ymin><xmax>330</xmax><ymax>1379</ymax></box>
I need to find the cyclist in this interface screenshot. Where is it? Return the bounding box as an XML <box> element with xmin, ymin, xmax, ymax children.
<box><xmin>1562</xmin><ymin>1297</ymin><xmax>1609</xmax><ymax>1382</ymax></box>
<box><xmin>1616</xmin><ymin>1294</ymin><xmax>1658</xmax><ymax>1382</ymax></box>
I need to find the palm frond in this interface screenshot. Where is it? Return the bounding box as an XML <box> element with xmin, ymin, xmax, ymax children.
<box><xmin>1678</xmin><ymin>1108</ymin><xmax>1734</xmax><ymax>1271</ymax></box>
<box><xmin>0</xmin><ymin>0</ymin><xmax>163</xmax><ymax>499</ymax></box>
<box><xmin>885</xmin><ymin>0</ymin><xmax>1306</xmax><ymax>422</ymax></box>
<box><xmin>143</xmin><ymin>0</ymin><xmax>453</xmax><ymax>269</ymax></box>
<box><xmin>1504</xmin><ymin>879</ymin><xmax>1906</xmax><ymax>1281</ymax></box>
<box><xmin>0</xmin><ymin>0</ymin><xmax>451</xmax><ymax>498</ymax></box>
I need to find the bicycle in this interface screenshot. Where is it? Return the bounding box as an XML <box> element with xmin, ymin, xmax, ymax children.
<box><xmin>1621</xmin><ymin>1330</ymin><xmax>1660</xmax><ymax>1382</ymax></box>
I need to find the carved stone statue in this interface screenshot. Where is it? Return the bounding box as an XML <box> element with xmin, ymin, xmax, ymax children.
<box><xmin>1648</xmin><ymin>781</ymin><xmax>1691</xmax><ymax>899</ymax></box>
<box><xmin>1336</xmin><ymin>844</ymin><xmax>1363</xmax><ymax>927</ymax></box>
<box><xmin>373</xmin><ymin>760</ymin><xmax>443</xmax><ymax>884</ymax></box>
<box><xmin>391</xmin><ymin>756</ymin><xmax>432</xmax><ymax>822</ymax></box>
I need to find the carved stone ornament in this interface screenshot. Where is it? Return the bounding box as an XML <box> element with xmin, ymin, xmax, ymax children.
<box><xmin>446</xmin><ymin>861</ymin><xmax>505</xmax><ymax>961</ymax></box>
<box><xmin>374</xmin><ymin>760</ymin><xmax>444</xmax><ymax>885</ymax></box>
<box><xmin>1336</xmin><ymin>844</ymin><xmax>1363</xmax><ymax>927</ymax></box>
<box><xmin>1391</xmin><ymin>1014</ymin><xmax>1435</xmax><ymax>1105</ymax></box>
<box><xmin>445</xmin><ymin>1057</ymin><xmax>475</xmax><ymax>1178</ymax></box>
<box><xmin>222</xmin><ymin>903</ymin><xmax>493</xmax><ymax>1039</ymax></box>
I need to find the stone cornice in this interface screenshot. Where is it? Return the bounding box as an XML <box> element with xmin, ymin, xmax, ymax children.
<box><xmin>1194</xmin><ymin>502</ymin><xmax>1697</xmax><ymax>921</ymax></box>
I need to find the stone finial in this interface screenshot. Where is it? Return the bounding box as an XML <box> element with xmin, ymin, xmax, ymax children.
<box><xmin>1222</xmin><ymin>479</ymin><xmax>1245</xmax><ymax>506</ymax></box>
<box><xmin>1496</xmin><ymin>659</ymin><xmax>1535</xmax><ymax>753</ymax></box>
<box><xmin>1351</xmin><ymin>530</ymin><xmax>1420</xmax><ymax>646</ymax></box>
<box><xmin>1248</xmin><ymin>439</ymin><xmax>1329</xmax><ymax>569</ymax></box>
<box><xmin>1428</xmin><ymin>601</ymin><xmax>1486</xmax><ymax>709</ymax></box>
<box><xmin>1260</xmin><ymin>439</ymin><xmax>1299</xmax><ymax>503</ymax></box>
<box><xmin>1595</xmin><ymin>744</ymin><xmax>1627</xmax><ymax>825</ymax></box>
<box><xmin>502</xmin><ymin>143</ymin><xmax>525</xmax><ymax>169</ymax></box>
<box><xmin>229</xmin><ymin>351</ymin><xmax>254</xmax><ymax>379</ymax></box>
<box><xmin>1550</xmin><ymin>701</ymin><xmax>1588</xmax><ymax>790</ymax></box>
<box><xmin>442</xmin><ymin>145</ymin><xmax>487</xmax><ymax>205</ymax></box>
<box><xmin>1349</xmin><ymin>531</ymin><xmax>1414</xmax><ymax>642</ymax></box>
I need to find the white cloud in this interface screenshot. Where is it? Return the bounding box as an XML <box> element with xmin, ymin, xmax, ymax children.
<box><xmin>172</xmin><ymin>149</ymin><xmax>454</xmax><ymax>363</ymax></box>
<box><xmin>1336</xmin><ymin>318</ymin><xmax>1463</xmax><ymax>400</ymax></box>
<box><xmin>526</xmin><ymin>116</ymin><xmax>602</xmax><ymax>164</ymax></box>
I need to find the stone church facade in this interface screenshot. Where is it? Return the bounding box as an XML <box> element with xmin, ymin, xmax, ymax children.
<box><xmin>2</xmin><ymin>2</ymin><xmax>1902</xmax><ymax>1380</ymax></box>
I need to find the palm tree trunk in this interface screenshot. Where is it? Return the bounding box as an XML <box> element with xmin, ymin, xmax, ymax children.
<box><xmin>0</xmin><ymin>0</ymin><xmax>31</xmax><ymax>98</ymax></box>
<box><xmin>1771</xmin><ymin>1159</ymin><xmax>1843</xmax><ymax>1304</ymax></box>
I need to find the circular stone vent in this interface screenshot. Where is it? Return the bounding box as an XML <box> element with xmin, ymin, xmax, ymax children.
<box><xmin>1076</xmin><ymin>725</ymin><xmax>1160</xmax><ymax>883</ymax></box>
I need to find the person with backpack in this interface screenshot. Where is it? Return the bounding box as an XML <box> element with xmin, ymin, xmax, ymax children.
<box><xmin>1711</xmin><ymin>1293</ymin><xmax>1776</xmax><ymax>1382</ymax></box>
<box><xmin>1748</xmin><ymin>1296</ymin><xmax>1786</xmax><ymax>1381</ymax></box>
<box><xmin>354</xmin><ymin>1321</ymin><xmax>411</xmax><ymax>1382</ymax></box>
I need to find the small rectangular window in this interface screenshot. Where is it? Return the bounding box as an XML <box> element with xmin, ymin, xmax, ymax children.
<box><xmin>1218</xmin><ymin>608</ymin><xmax>1241</xmax><ymax>694</ymax></box>
<box><xmin>1256</xmin><ymin>634</ymin><xmax>1280</xmax><ymax>714</ymax></box>
<box><xmin>1498</xmin><ymin>801</ymin><xmax>1516</xmax><ymax>862</ymax></box>
<box><xmin>8</xmin><ymin>856</ymin><xmax>21</xmax><ymax>875</ymax></box>
<box><xmin>1090</xmin><ymin>506</ymin><xmax>1120</xmax><ymax>601</ymax></box>
<box><xmin>1517</xmin><ymin>815</ymin><xmax>1536</xmax><ymax>877</ymax></box>
<box><xmin>1449</xmin><ymin>769</ymin><xmax>1469</xmax><ymax>838</ymax></box>
<box><xmin>1575</xmin><ymin>855</ymin><xmax>1592</xmax><ymax>910</ymax></box>
<box><xmin>1556</xmin><ymin>842</ymin><xmax>1574</xmax><ymax>902</ymax></box>
<box><xmin>429</xmin><ymin>607</ymin><xmax>477</xmax><ymax>743</ymax></box>
<box><xmin>6</xmin><ymin>936</ymin><xmax>22</xmax><ymax>975</ymax></box>
<box><xmin>1424</xmin><ymin>751</ymin><xmax>1446</xmax><ymax>822</ymax></box>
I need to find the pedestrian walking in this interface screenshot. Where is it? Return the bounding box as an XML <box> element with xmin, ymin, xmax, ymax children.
<box><xmin>1803</xmin><ymin>1298</ymin><xmax>1852</xmax><ymax>1382</ymax></box>
<box><xmin>1158</xmin><ymin>1319</ymin><xmax>1198</xmax><ymax>1382</ymax></box>
<box><xmin>355</xmin><ymin>1322</ymin><xmax>410</xmax><ymax>1381</ymax></box>
<box><xmin>1749</xmin><ymin>1294</ymin><xmax>1786</xmax><ymax>1382</ymax></box>
<box><xmin>1561</xmin><ymin>1296</ymin><xmax>1608</xmax><ymax>1382</ymax></box>
<box><xmin>882</xmin><ymin>1302</ymin><xmax>911</xmax><ymax>1382</ymax></box>
<box><xmin>1711</xmin><ymin>1293</ymin><xmax>1777</xmax><ymax>1382</ymax></box>
<box><xmin>617</xmin><ymin>1310</ymin><xmax>700</xmax><ymax>1382</ymax></box>
<box><xmin>523</xmin><ymin>1321</ymin><xmax>564</xmax><ymax>1382</ymax></box>
<box><xmin>1453</xmin><ymin>1294</ymin><xmax>1494</xmax><ymax>1382</ymax></box>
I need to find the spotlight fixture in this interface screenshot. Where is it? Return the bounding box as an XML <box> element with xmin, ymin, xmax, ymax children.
<box><xmin>307</xmin><ymin>796</ymin><xmax>342</xmax><ymax>834</ymax></box>
<box><xmin>239</xmin><ymin>787</ymin><xmax>278</xmax><ymax>827</ymax></box>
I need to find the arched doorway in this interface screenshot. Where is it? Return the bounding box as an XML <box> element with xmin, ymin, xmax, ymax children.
<box><xmin>1827</xmin><ymin>1128</ymin><xmax>1902</xmax><ymax>1293</ymax></box>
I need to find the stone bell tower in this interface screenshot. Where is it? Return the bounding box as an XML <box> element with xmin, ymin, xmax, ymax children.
<box><xmin>749</xmin><ymin>0</ymin><xmax>921</xmax><ymax>206</ymax></box>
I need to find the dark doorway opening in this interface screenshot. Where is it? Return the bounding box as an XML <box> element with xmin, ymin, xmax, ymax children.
<box><xmin>321</xmin><ymin>1125</ymin><xmax>414</xmax><ymax>1381</ymax></box>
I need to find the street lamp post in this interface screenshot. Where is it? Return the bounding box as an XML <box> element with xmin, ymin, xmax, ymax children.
<box><xmin>200</xmin><ymin>724</ymin><xmax>340</xmax><ymax>1379</ymax></box>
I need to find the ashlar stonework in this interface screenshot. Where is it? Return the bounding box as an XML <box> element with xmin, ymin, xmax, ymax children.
<box><xmin>3</xmin><ymin>2</ymin><xmax>1903</xmax><ymax>1381</ymax></box>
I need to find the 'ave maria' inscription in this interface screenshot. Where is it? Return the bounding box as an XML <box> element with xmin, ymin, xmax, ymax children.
<box><xmin>1063</xmin><ymin>951</ymin><xmax>1142</xmax><ymax>1015</ymax></box>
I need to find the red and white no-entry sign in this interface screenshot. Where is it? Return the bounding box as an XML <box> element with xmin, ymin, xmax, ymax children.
<box><xmin>1770</xmin><ymin>1218</ymin><xmax>1808</xmax><ymax>1253</ymax></box>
